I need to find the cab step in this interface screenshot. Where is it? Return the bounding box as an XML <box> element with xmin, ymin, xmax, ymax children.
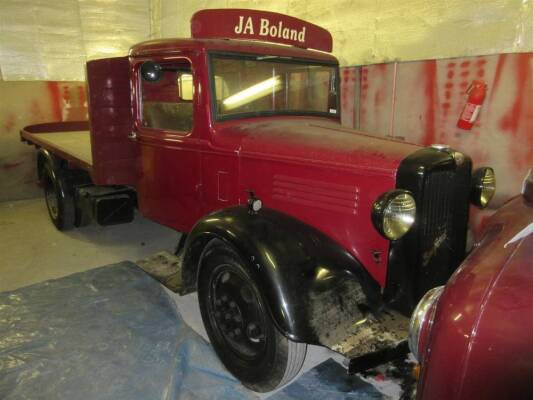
<box><xmin>136</xmin><ymin>251</ymin><xmax>185</xmax><ymax>294</ymax></box>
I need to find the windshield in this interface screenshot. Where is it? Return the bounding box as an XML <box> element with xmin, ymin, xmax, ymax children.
<box><xmin>210</xmin><ymin>54</ymin><xmax>339</xmax><ymax>120</ymax></box>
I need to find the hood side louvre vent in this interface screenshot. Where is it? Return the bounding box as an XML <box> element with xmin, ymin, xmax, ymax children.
<box><xmin>272</xmin><ymin>174</ymin><xmax>359</xmax><ymax>215</ymax></box>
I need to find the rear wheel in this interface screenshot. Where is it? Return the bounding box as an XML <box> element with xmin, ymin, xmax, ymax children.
<box><xmin>198</xmin><ymin>240</ymin><xmax>306</xmax><ymax>392</ymax></box>
<box><xmin>42</xmin><ymin>163</ymin><xmax>75</xmax><ymax>230</ymax></box>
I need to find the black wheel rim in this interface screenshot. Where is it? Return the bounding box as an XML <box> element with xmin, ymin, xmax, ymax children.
<box><xmin>44</xmin><ymin>174</ymin><xmax>59</xmax><ymax>219</ymax></box>
<box><xmin>208</xmin><ymin>264</ymin><xmax>268</xmax><ymax>361</ymax></box>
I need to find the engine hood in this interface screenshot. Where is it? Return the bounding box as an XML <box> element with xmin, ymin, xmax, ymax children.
<box><xmin>214</xmin><ymin>117</ymin><xmax>421</xmax><ymax>174</ymax></box>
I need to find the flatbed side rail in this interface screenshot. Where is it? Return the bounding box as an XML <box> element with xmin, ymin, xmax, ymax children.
<box><xmin>21</xmin><ymin>121</ymin><xmax>89</xmax><ymax>135</ymax></box>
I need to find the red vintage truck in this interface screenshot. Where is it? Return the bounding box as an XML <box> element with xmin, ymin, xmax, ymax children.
<box><xmin>20</xmin><ymin>9</ymin><xmax>495</xmax><ymax>392</ymax></box>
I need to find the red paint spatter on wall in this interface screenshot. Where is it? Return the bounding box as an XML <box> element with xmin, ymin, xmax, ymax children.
<box><xmin>2</xmin><ymin>161</ymin><xmax>24</xmax><ymax>170</ymax></box>
<box><xmin>341</xmin><ymin>68</ymin><xmax>350</xmax><ymax>115</ymax></box>
<box><xmin>360</xmin><ymin>67</ymin><xmax>368</xmax><ymax>127</ymax></box>
<box><xmin>489</xmin><ymin>54</ymin><xmax>507</xmax><ymax>102</ymax></box>
<box><xmin>30</xmin><ymin>100</ymin><xmax>44</xmax><ymax>121</ymax></box>
<box><xmin>423</xmin><ymin>60</ymin><xmax>438</xmax><ymax>145</ymax></box>
<box><xmin>78</xmin><ymin>85</ymin><xmax>86</xmax><ymax>107</ymax></box>
<box><xmin>499</xmin><ymin>53</ymin><xmax>531</xmax><ymax>135</ymax></box>
<box><xmin>4</xmin><ymin>113</ymin><xmax>16</xmax><ymax>132</ymax></box>
<box><xmin>47</xmin><ymin>82</ymin><xmax>62</xmax><ymax>121</ymax></box>
<box><xmin>473</xmin><ymin>57</ymin><xmax>487</xmax><ymax>130</ymax></box>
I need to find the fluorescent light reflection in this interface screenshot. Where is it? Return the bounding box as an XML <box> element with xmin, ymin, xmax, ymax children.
<box><xmin>222</xmin><ymin>76</ymin><xmax>281</xmax><ymax>110</ymax></box>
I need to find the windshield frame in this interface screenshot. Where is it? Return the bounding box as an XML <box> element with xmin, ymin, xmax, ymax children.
<box><xmin>207</xmin><ymin>51</ymin><xmax>340</xmax><ymax>122</ymax></box>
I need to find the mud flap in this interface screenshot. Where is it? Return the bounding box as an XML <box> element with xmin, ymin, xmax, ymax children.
<box><xmin>136</xmin><ymin>251</ymin><xmax>185</xmax><ymax>294</ymax></box>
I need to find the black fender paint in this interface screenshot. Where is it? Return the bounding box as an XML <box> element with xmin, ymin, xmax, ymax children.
<box><xmin>181</xmin><ymin>206</ymin><xmax>383</xmax><ymax>345</ymax></box>
<box><xmin>37</xmin><ymin>148</ymin><xmax>72</xmax><ymax>203</ymax></box>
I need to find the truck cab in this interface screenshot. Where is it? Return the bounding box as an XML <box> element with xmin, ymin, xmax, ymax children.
<box><xmin>21</xmin><ymin>9</ymin><xmax>496</xmax><ymax>392</ymax></box>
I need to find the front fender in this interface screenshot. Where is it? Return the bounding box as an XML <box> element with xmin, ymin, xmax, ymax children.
<box><xmin>182</xmin><ymin>206</ymin><xmax>382</xmax><ymax>345</ymax></box>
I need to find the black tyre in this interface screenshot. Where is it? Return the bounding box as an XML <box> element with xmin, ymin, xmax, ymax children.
<box><xmin>198</xmin><ymin>240</ymin><xmax>307</xmax><ymax>392</ymax></box>
<box><xmin>42</xmin><ymin>163</ymin><xmax>75</xmax><ymax>230</ymax></box>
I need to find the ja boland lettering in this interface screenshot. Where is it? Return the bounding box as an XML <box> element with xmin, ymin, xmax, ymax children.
<box><xmin>234</xmin><ymin>15</ymin><xmax>255</xmax><ymax>34</ymax></box>
<box><xmin>234</xmin><ymin>16</ymin><xmax>306</xmax><ymax>43</ymax></box>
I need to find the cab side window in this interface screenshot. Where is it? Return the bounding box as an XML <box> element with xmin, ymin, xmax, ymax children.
<box><xmin>141</xmin><ymin>60</ymin><xmax>193</xmax><ymax>132</ymax></box>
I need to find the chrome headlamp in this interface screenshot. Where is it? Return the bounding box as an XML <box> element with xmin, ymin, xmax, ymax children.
<box><xmin>372</xmin><ymin>190</ymin><xmax>416</xmax><ymax>240</ymax></box>
<box><xmin>408</xmin><ymin>285</ymin><xmax>444</xmax><ymax>362</ymax></box>
<box><xmin>471</xmin><ymin>167</ymin><xmax>495</xmax><ymax>208</ymax></box>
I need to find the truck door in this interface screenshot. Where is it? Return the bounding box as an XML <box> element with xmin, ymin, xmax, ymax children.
<box><xmin>134</xmin><ymin>57</ymin><xmax>202</xmax><ymax>232</ymax></box>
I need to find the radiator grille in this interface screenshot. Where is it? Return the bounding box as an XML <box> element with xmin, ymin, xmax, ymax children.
<box><xmin>419</xmin><ymin>170</ymin><xmax>455</xmax><ymax>267</ymax></box>
<box><xmin>386</xmin><ymin>147</ymin><xmax>472</xmax><ymax>316</ymax></box>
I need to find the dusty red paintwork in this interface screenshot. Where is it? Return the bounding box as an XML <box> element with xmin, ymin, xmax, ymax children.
<box><xmin>416</xmin><ymin>188</ymin><xmax>533</xmax><ymax>399</ymax></box>
<box><xmin>128</xmin><ymin>38</ymin><xmax>419</xmax><ymax>286</ymax></box>
<box><xmin>190</xmin><ymin>9</ymin><xmax>333</xmax><ymax>53</ymax></box>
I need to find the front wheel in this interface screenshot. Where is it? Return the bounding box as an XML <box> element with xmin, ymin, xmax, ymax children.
<box><xmin>198</xmin><ymin>240</ymin><xmax>307</xmax><ymax>392</ymax></box>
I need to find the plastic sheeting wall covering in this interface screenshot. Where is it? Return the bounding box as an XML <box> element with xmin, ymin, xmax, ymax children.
<box><xmin>2</xmin><ymin>1</ymin><xmax>532</xmax><ymax>80</ymax></box>
<box><xmin>159</xmin><ymin>0</ymin><xmax>533</xmax><ymax>67</ymax></box>
<box><xmin>0</xmin><ymin>0</ymin><xmax>152</xmax><ymax>81</ymax></box>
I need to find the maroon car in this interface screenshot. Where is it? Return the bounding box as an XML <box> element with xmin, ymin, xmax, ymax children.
<box><xmin>409</xmin><ymin>169</ymin><xmax>533</xmax><ymax>400</ymax></box>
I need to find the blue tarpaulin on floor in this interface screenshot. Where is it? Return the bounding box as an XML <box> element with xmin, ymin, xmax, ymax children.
<box><xmin>0</xmin><ymin>262</ymin><xmax>389</xmax><ymax>400</ymax></box>
<box><xmin>0</xmin><ymin>262</ymin><xmax>255</xmax><ymax>400</ymax></box>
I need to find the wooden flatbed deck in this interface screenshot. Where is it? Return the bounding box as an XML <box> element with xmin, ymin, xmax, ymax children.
<box><xmin>21</xmin><ymin>122</ymin><xmax>93</xmax><ymax>172</ymax></box>
<box><xmin>30</xmin><ymin>131</ymin><xmax>92</xmax><ymax>166</ymax></box>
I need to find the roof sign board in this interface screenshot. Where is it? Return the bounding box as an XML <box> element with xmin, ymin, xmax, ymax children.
<box><xmin>191</xmin><ymin>9</ymin><xmax>333</xmax><ymax>53</ymax></box>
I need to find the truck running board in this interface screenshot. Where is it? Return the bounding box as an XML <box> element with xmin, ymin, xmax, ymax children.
<box><xmin>136</xmin><ymin>251</ymin><xmax>185</xmax><ymax>294</ymax></box>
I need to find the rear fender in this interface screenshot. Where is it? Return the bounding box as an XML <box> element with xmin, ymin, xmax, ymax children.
<box><xmin>182</xmin><ymin>206</ymin><xmax>382</xmax><ymax>345</ymax></box>
<box><xmin>37</xmin><ymin>148</ymin><xmax>58</xmax><ymax>181</ymax></box>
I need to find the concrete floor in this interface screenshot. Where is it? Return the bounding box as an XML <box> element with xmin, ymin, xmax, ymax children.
<box><xmin>0</xmin><ymin>197</ymin><xmax>399</xmax><ymax>398</ymax></box>
<box><xmin>0</xmin><ymin>198</ymin><xmax>180</xmax><ymax>292</ymax></box>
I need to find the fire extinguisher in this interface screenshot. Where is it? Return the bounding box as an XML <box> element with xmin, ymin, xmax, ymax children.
<box><xmin>457</xmin><ymin>80</ymin><xmax>487</xmax><ymax>130</ymax></box>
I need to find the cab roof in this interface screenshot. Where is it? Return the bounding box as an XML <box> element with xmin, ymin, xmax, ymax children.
<box><xmin>129</xmin><ymin>38</ymin><xmax>338</xmax><ymax>64</ymax></box>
